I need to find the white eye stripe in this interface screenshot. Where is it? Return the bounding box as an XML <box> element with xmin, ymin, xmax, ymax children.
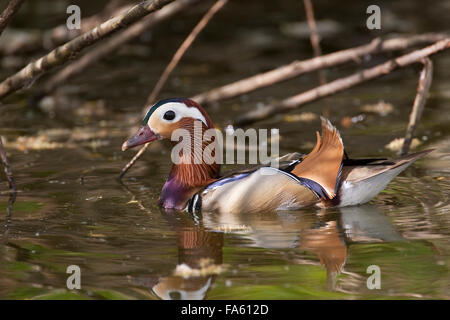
<box><xmin>148</xmin><ymin>102</ymin><xmax>207</xmax><ymax>126</ymax></box>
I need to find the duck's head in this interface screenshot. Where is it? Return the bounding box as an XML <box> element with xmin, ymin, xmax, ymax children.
<box><xmin>122</xmin><ymin>98</ymin><xmax>214</xmax><ymax>151</ymax></box>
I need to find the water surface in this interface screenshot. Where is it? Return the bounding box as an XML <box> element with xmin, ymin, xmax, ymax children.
<box><xmin>0</xmin><ymin>0</ymin><xmax>449</xmax><ymax>299</ymax></box>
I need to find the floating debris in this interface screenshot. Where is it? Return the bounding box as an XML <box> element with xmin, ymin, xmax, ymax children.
<box><xmin>89</xmin><ymin>231</ymin><xmax>106</xmax><ymax>238</ymax></box>
<box><xmin>340</xmin><ymin>114</ymin><xmax>365</xmax><ymax>128</ymax></box>
<box><xmin>85</xmin><ymin>195</ymin><xmax>103</xmax><ymax>201</ymax></box>
<box><xmin>281</xmin><ymin>20</ymin><xmax>343</xmax><ymax>39</ymax></box>
<box><xmin>3</xmin><ymin>135</ymin><xmax>68</xmax><ymax>151</ymax></box>
<box><xmin>385</xmin><ymin>137</ymin><xmax>421</xmax><ymax>152</ymax></box>
<box><xmin>173</xmin><ymin>258</ymin><xmax>227</xmax><ymax>279</ymax></box>
<box><xmin>284</xmin><ymin>112</ymin><xmax>318</xmax><ymax>123</ymax></box>
<box><xmin>211</xmin><ymin>224</ymin><xmax>252</xmax><ymax>233</ymax></box>
<box><xmin>2</xmin><ymin>127</ymin><xmax>117</xmax><ymax>151</ymax></box>
<box><xmin>361</xmin><ymin>101</ymin><xmax>394</xmax><ymax>116</ymax></box>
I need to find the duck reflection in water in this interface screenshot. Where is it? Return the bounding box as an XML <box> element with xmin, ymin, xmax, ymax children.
<box><xmin>130</xmin><ymin>210</ymin><xmax>223</xmax><ymax>300</ymax></box>
<box><xmin>133</xmin><ymin>204</ymin><xmax>402</xmax><ymax>299</ymax></box>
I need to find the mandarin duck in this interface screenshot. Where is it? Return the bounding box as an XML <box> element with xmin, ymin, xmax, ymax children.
<box><xmin>122</xmin><ymin>98</ymin><xmax>432</xmax><ymax>214</ymax></box>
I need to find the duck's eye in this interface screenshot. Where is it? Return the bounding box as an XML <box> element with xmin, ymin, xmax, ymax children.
<box><xmin>163</xmin><ymin>110</ymin><xmax>176</xmax><ymax>121</ymax></box>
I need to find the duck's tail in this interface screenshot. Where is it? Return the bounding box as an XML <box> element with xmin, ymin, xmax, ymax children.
<box><xmin>291</xmin><ymin>117</ymin><xmax>344</xmax><ymax>199</ymax></box>
<box><xmin>336</xmin><ymin>149</ymin><xmax>434</xmax><ymax>207</ymax></box>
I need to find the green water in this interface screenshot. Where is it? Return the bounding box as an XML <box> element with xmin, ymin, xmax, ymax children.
<box><xmin>0</xmin><ymin>0</ymin><xmax>449</xmax><ymax>299</ymax></box>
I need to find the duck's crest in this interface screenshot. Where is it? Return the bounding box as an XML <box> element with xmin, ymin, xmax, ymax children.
<box><xmin>291</xmin><ymin>117</ymin><xmax>344</xmax><ymax>199</ymax></box>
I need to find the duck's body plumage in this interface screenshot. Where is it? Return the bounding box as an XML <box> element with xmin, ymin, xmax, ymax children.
<box><xmin>187</xmin><ymin>148</ymin><xmax>432</xmax><ymax>214</ymax></box>
<box><xmin>198</xmin><ymin>167</ymin><xmax>318</xmax><ymax>214</ymax></box>
<box><xmin>122</xmin><ymin>98</ymin><xmax>433</xmax><ymax>214</ymax></box>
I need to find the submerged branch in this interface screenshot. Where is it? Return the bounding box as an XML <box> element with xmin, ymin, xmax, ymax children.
<box><xmin>191</xmin><ymin>32</ymin><xmax>449</xmax><ymax>106</ymax></box>
<box><xmin>0</xmin><ymin>0</ymin><xmax>174</xmax><ymax>100</ymax></box>
<box><xmin>0</xmin><ymin>136</ymin><xmax>16</xmax><ymax>193</ymax></box>
<box><xmin>235</xmin><ymin>39</ymin><xmax>449</xmax><ymax>126</ymax></box>
<box><xmin>400</xmin><ymin>58</ymin><xmax>433</xmax><ymax>156</ymax></box>
<box><xmin>2</xmin><ymin>190</ymin><xmax>16</xmax><ymax>244</ymax></box>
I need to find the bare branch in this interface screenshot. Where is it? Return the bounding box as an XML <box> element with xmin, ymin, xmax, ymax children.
<box><xmin>1</xmin><ymin>1</ymin><xmax>131</xmax><ymax>55</ymax></box>
<box><xmin>118</xmin><ymin>142</ymin><xmax>151</xmax><ymax>180</ymax></box>
<box><xmin>400</xmin><ymin>58</ymin><xmax>433</xmax><ymax>155</ymax></box>
<box><xmin>235</xmin><ymin>39</ymin><xmax>449</xmax><ymax>126</ymax></box>
<box><xmin>191</xmin><ymin>33</ymin><xmax>449</xmax><ymax>106</ymax></box>
<box><xmin>145</xmin><ymin>0</ymin><xmax>229</xmax><ymax>108</ymax></box>
<box><xmin>303</xmin><ymin>0</ymin><xmax>326</xmax><ymax>84</ymax></box>
<box><xmin>0</xmin><ymin>0</ymin><xmax>175</xmax><ymax>100</ymax></box>
<box><xmin>39</xmin><ymin>0</ymin><xmax>199</xmax><ymax>99</ymax></box>
<box><xmin>0</xmin><ymin>0</ymin><xmax>25</xmax><ymax>36</ymax></box>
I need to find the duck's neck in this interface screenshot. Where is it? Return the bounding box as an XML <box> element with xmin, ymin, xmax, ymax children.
<box><xmin>160</xmin><ymin>121</ymin><xmax>220</xmax><ymax>209</ymax></box>
<box><xmin>169</xmin><ymin>161</ymin><xmax>220</xmax><ymax>188</ymax></box>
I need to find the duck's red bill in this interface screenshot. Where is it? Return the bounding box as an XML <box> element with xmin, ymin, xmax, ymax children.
<box><xmin>122</xmin><ymin>125</ymin><xmax>158</xmax><ymax>151</ymax></box>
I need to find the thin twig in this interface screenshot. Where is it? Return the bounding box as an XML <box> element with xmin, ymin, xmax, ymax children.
<box><xmin>0</xmin><ymin>136</ymin><xmax>16</xmax><ymax>193</ymax></box>
<box><xmin>303</xmin><ymin>0</ymin><xmax>326</xmax><ymax>85</ymax></box>
<box><xmin>118</xmin><ymin>142</ymin><xmax>150</xmax><ymax>180</ymax></box>
<box><xmin>145</xmin><ymin>0</ymin><xmax>229</xmax><ymax>109</ymax></box>
<box><xmin>38</xmin><ymin>0</ymin><xmax>198</xmax><ymax>100</ymax></box>
<box><xmin>0</xmin><ymin>0</ymin><xmax>174</xmax><ymax>100</ymax></box>
<box><xmin>191</xmin><ymin>33</ymin><xmax>449</xmax><ymax>106</ymax></box>
<box><xmin>235</xmin><ymin>39</ymin><xmax>449</xmax><ymax>126</ymax></box>
<box><xmin>0</xmin><ymin>0</ymin><xmax>25</xmax><ymax>36</ymax></box>
<box><xmin>119</xmin><ymin>0</ymin><xmax>228</xmax><ymax>180</ymax></box>
<box><xmin>400</xmin><ymin>58</ymin><xmax>433</xmax><ymax>155</ymax></box>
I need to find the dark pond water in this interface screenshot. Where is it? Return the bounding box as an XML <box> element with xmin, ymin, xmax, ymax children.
<box><xmin>0</xmin><ymin>0</ymin><xmax>449</xmax><ymax>299</ymax></box>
